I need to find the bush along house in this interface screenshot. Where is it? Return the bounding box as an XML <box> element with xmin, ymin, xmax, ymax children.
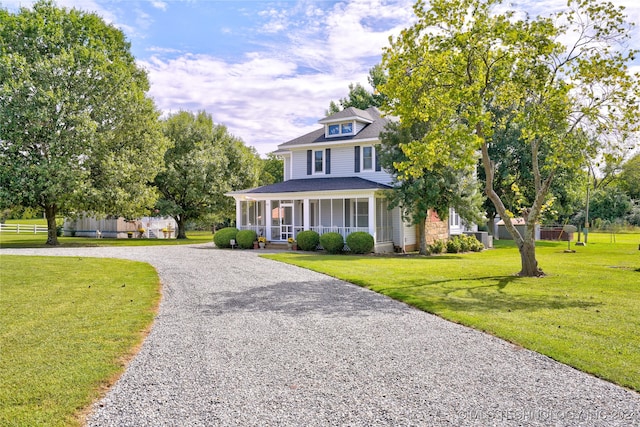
<box><xmin>226</xmin><ymin>107</ymin><xmax>471</xmax><ymax>253</ymax></box>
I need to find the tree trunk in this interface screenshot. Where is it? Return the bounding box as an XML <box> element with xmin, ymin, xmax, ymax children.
<box><xmin>176</xmin><ymin>215</ymin><xmax>187</xmax><ymax>239</ymax></box>
<box><xmin>45</xmin><ymin>204</ymin><xmax>59</xmax><ymax>246</ymax></box>
<box><xmin>418</xmin><ymin>217</ymin><xmax>427</xmax><ymax>255</ymax></box>
<box><xmin>480</xmin><ymin>139</ymin><xmax>545</xmax><ymax>277</ymax></box>
<box><xmin>517</xmin><ymin>238</ymin><xmax>544</xmax><ymax>277</ymax></box>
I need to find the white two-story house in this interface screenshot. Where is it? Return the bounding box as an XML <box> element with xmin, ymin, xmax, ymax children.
<box><xmin>227</xmin><ymin>107</ymin><xmax>465</xmax><ymax>253</ymax></box>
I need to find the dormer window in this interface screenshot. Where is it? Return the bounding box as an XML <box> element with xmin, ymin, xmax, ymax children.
<box><xmin>326</xmin><ymin>121</ymin><xmax>354</xmax><ymax>138</ymax></box>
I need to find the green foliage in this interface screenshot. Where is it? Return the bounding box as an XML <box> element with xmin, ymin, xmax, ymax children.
<box><xmin>259</xmin><ymin>153</ymin><xmax>284</xmax><ymax>185</ymax></box>
<box><xmin>154</xmin><ymin>111</ymin><xmax>261</xmax><ymax>239</ymax></box>
<box><xmin>446</xmin><ymin>235</ymin><xmax>484</xmax><ymax>253</ymax></box>
<box><xmin>296</xmin><ymin>230</ymin><xmax>320</xmax><ymax>251</ymax></box>
<box><xmin>429</xmin><ymin>239</ymin><xmax>446</xmax><ymax>254</ymax></box>
<box><xmin>346</xmin><ymin>231</ymin><xmax>375</xmax><ymax>254</ymax></box>
<box><xmin>380</xmin><ymin>0</ymin><xmax>639</xmax><ymax>276</ymax></box>
<box><xmin>319</xmin><ymin>232</ymin><xmax>344</xmax><ymax>254</ymax></box>
<box><xmin>0</xmin><ymin>255</ymin><xmax>159</xmax><ymax>425</ymax></box>
<box><xmin>235</xmin><ymin>229</ymin><xmax>257</xmax><ymax>249</ymax></box>
<box><xmin>446</xmin><ymin>237</ymin><xmax>462</xmax><ymax>254</ymax></box>
<box><xmin>0</xmin><ymin>1</ymin><xmax>168</xmax><ymax>245</ymax></box>
<box><xmin>379</xmin><ymin>120</ymin><xmax>483</xmax><ymax>255</ymax></box>
<box><xmin>327</xmin><ymin>65</ymin><xmax>387</xmax><ymax>114</ymax></box>
<box><xmin>619</xmin><ymin>154</ymin><xmax>640</xmax><ymax>200</ymax></box>
<box><xmin>588</xmin><ymin>188</ymin><xmax>632</xmax><ymax>223</ymax></box>
<box><xmin>213</xmin><ymin>227</ymin><xmax>238</xmax><ymax>248</ymax></box>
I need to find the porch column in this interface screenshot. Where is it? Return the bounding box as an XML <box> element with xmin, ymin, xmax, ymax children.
<box><xmin>303</xmin><ymin>198</ymin><xmax>310</xmax><ymax>231</ymax></box>
<box><xmin>368</xmin><ymin>195</ymin><xmax>375</xmax><ymax>240</ymax></box>
<box><xmin>265</xmin><ymin>200</ymin><xmax>272</xmax><ymax>241</ymax></box>
<box><xmin>235</xmin><ymin>199</ymin><xmax>242</xmax><ymax>229</ymax></box>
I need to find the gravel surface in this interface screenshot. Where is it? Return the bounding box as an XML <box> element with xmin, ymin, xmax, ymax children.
<box><xmin>3</xmin><ymin>244</ymin><xmax>640</xmax><ymax>426</ymax></box>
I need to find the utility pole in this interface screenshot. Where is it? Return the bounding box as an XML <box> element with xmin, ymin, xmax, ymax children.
<box><xmin>584</xmin><ymin>170</ymin><xmax>590</xmax><ymax>244</ymax></box>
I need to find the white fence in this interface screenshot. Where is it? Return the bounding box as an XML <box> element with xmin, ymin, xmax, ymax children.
<box><xmin>0</xmin><ymin>223</ymin><xmax>48</xmax><ymax>234</ymax></box>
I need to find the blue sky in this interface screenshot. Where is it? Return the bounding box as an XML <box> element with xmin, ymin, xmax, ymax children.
<box><xmin>3</xmin><ymin>0</ymin><xmax>639</xmax><ymax>155</ymax></box>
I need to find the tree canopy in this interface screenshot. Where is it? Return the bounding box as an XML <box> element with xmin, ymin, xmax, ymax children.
<box><xmin>0</xmin><ymin>0</ymin><xmax>167</xmax><ymax>244</ymax></box>
<box><xmin>154</xmin><ymin>111</ymin><xmax>261</xmax><ymax>238</ymax></box>
<box><xmin>327</xmin><ymin>65</ymin><xmax>387</xmax><ymax>115</ymax></box>
<box><xmin>379</xmin><ymin>120</ymin><xmax>483</xmax><ymax>254</ymax></box>
<box><xmin>381</xmin><ymin>0</ymin><xmax>639</xmax><ymax>276</ymax></box>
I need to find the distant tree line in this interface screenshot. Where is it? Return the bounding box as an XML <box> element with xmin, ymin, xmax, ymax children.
<box><xmin>0</xmin><ymin>1</ymin><xmax>282</xmax><ymax>244</ymax></box>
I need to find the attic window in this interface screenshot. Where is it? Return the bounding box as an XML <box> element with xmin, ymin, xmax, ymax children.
<box><xmin>327</xmin><ymin>121</ymin><xmax>354</xmax><ymax>137</ymax></box>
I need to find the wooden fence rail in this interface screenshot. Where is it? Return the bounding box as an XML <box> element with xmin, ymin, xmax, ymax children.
<box><xmin>0</xmin><ymin>223</ymin><xmax>48</xmax><ymax>234</ymax></box>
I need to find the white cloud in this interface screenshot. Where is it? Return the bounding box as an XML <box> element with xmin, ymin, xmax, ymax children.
<box><xmin>138</xmin><ymin>0</ymin><xmax>417</xmax><ymax>155</ymax></box>
<box><xmin>151</xmin><ymin>0</ymin><xmax>167</xmax><ymax>11</ymax></box>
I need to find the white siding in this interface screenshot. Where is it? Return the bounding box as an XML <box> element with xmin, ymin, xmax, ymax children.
<box><xmin>291</xmin><ymin>150</ymin><xmax>309</xmax><ymax>179</ymax></box>
<box><xmin>355</xmin><ymin>121</ymin><xmax>368</xmax><ymax>134</ymax></box>
<box><xmin>404</xmin><ymin>221</ymin><xmax>417</xmax><ymax>246</ymax></box>
<box><xmin>328</xmin><ymin>146</ymin><xmax>354</xmax><ymax>177</ymax></box>
<box><xmin>284</xmin><ymin>156</ymin><xmax>291</xmax><ymax>181</ymax></box>
<box><xmin>288</xmin><ymin>146</ymin><xmax>393</xmax><ymax>184</ymax></box>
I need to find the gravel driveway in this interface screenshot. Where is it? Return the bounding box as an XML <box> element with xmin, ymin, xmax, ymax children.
<box><xmin>3</xmin><ymin>244</ymin><xmax>639</xmax><ymax>426</ymax></box>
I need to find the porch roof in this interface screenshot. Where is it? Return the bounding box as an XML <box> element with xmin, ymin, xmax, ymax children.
<box><xmin>229</xmin><ymin>177</ymin><xmax>392</xmax><ymax>195</ymax></box>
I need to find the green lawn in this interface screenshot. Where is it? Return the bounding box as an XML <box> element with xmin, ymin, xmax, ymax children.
<box><xmin>3</xmin><ymin>218</ymin><xmax>48</xmax><ymax>226</ymax></box>
<box><xmin>264</xmin><ymin>232</ymin><xmax>640</xmax><ymax>392</ymax></box>
<box><xmin>0</xmin><ymin>230</ymin><xmax>213</xmax><ymax>248</ymax></box>
<box><xmin>0</xmin><ymin>256</ymin><xmax>161</xmax><ymax>426</ymax></box>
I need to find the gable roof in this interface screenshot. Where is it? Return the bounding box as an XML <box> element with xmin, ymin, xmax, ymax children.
<box><xmin>229</xmin><ymin>177</ymin><xmax>392</xmax><ymax>195</ymax></box>
<box><xmin>317</xmin><ymin>106</ymin><xmax>375</xmax><ymax>124</ymax></box>
<box><xmin>279</xmin><ymin>107</ymin><xmax>392</xmax><ymax>148</ymax></box>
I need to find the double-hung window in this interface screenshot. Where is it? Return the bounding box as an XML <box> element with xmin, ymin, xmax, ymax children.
<box><xmin>362</xmin><ymin>146</ymin><xmax>373</xmax><ymax>171</ymax></box>
<box><xmin>314</xmin><ymin>150</ymin><xmax>324</xmax><ymax>174</ymax></box>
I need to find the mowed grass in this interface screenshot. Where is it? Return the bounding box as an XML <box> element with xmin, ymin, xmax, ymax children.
<box><xmin>0</xmin><ymin>230</ymin><xmax>213</xmax><ymax>248</ymax></box>
<box><xmin>0</xmin><ymin>255</ymin><xmax>161</xmax><ymax>426</ymax></box>
<box><xmin>264</xmin><ymin>232</ymin><xmax>640</xmax><ymax>391</ymax></box>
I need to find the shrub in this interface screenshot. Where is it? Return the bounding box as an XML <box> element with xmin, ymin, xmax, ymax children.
<box><xmin>467</xmin><ymin>235</ymin><xmax>484</xmax><ymax>252</ymax></box>
<box><xmin>213</xmin><ymin>227</ymin><xmax>238</xmax><ymax>248</ymax></box>
<box><xmin>459</xmin><ymin>234</ymin><xmax>472</xmax><ymax>252</ymax></box>
<box><xmin>346</xmin><ymin>231</ymin><xmax>374</xmax><ymax>254</ymax></box>
<box><xmin>430</xmin><ymin>239</ymin><xmax>445</xmax><ymax>254</ymax></box>
<box><xmin>236</xmin><ymin>229</ymin><xmax>257</xmax><ymax>249</ymax></box>
<box><xmin>320</xmin><ymin>232</ymin><xmax>344</xmax><ymax>254</ymax></box>
<box><xmin>296</xmin><ymin>230</ymin><xmax>320</xmax><ymax>251</ymax></box>
<box><xmin>446</xmin><ymin>236</ymin><xmax>461</xmax><ymax>253</ymax></box>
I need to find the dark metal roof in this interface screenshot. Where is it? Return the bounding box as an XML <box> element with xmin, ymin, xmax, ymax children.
<box><xmin>278</xmin><ymin>107</ymin><xmax>392</xmax><ymax>148</ymax></box>
<box><xmin>231</xmin><ymin>177</ymin><xmax>392</xmax><ymax>195</ymax></box>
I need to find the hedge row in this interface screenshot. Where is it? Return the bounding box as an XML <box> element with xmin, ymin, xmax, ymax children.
<box><xmin>213</xmin><ymin>228</ymin><xmax>375</xmax><ymax>254</ymax></box>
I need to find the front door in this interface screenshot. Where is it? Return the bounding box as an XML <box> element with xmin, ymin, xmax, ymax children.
<box><xmin>280</xmin><ymin>203</ymin><xmax>293</xmax><ymax>241</ymax></box>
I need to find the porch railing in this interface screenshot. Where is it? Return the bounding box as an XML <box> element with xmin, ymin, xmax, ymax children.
<box><xmin>309</xmin><ymin>226</ymin><xmax>369</xmax><ymax>241</ymax></box>
<box><xmin>238</xmin><ymin>225</ymin><xmax>377</xmax><ymax>242</ymax></box>
<box><xmin>238</xmin><ymin>225</ymin><xmax>267</xmax><ymax>237</ymax></box>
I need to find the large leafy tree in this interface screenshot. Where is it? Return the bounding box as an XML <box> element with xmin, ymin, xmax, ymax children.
<box><xmin>154</xmin><ymin>111</ymin><xmax>261</xmax><ymax>239</ymax></box>
<box><xmin>327</xmin><ymin>65</ymin><xmax>387</xmax><ymax>115</ymax></box>
<box><xmin>617</xmin><ymin>153</ymin><xmax>640</xmax><ymax>200</ymax></box>
<box><xmin>381</xmin><ymin>0</ymin><xmax>639</xmax><ymax>276</ymax></box>
<box><xmin>379</xmin><ymin>121</ymin><xmax>483</xmax><ymax>255</ymax></box>
<box><xmin>0</xmin><ymin>0</ymin><xmax>167</xmax><ymax>245</ymax></box>
<box><xmin>259</xmin><ymin>153</ymin><xmax>284</xmax><ymax>186</ymax></box>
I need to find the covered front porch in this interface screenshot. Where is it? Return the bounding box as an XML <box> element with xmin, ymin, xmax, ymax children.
<box><xmin>233</xmin><ymin>194</ymin><xmax>395</xmax><ymax>253</ymax></box>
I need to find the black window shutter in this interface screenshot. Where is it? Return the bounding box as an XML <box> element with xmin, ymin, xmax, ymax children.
<box><xmin>354</xmin><ymin>146</ymin><xmax>360</xmax><ymax>173</ymax></box>
<box><xmin>307</xmin><ymin>150</ymin><xmax>312</xmax><ymax>175</ymax></box>
<box><xmin>325</xmin><ymin>148</ymin><xmax>331</xmax><ymax>175</ymax></box>
<box><xmin>375</xmin><ymin>146</ymin><xmax>381</xmax><ymax>171</ymax></box>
